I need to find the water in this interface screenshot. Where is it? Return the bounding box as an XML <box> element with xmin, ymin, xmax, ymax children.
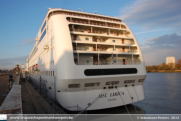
<box><xmin>134</xmin><ymin>72</ymin><xmax>181</xmax><ymax>114</ymax></box>
<box><xmin>85</xmin><ymin>73</ymin><xmax>181</xmax><ymax>114</ymax></box>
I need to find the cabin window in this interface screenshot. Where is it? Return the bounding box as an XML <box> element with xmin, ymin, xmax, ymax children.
<box><xmin>106</xmin><ymin>81</ymin><xmax>119</xmax><ymax>85</ymax></box>
<box><xmin>86</xmin><ymin>60</ymin><xmax>90</xmax><ymax>63</ymax></box>
<box><xmin>41</xmin><ymin>21</ymin><xmax>46</xmax><ymax>32</ymax></box>
<box><xmin>138</xmin><ymin>79</ymin><xmax>144</xmax><ymax>82</ymax></box>
<box><xmin>124</xmin><ymin>80</ymin><xmax>135</xmax><ymax>84</ymax></box>
<box><xmin>85</xmin><ymin>38</ymin><xmax>89</xmax><ymax>40</ymax></box>
<box><xmin>53</xmin><ymin>71</ymin><xmax>54</xmax><ymax>76</ymax></box>
<box><xmin>85</xmin><ymin>47</ymin><xmax>88</xmax><ymax>50</ymax></box>
<box><xmin>68</xmin><ymin>84</ymin><xmax>80</xmax><ymax>88</ymax></box>
<box><xmin>85</xmin><ymin>83</ymin><xmax>100</xmax><ymax>87</ymax></box>
<box><xmin>39</xmin><ymin>29</ymin><xmax>46</xmax><ymax>43</ymax></box>
<box><xmin>112</xmin><ymin>40</ymin><xmax>115</xmax><ymax>42</ymax></box>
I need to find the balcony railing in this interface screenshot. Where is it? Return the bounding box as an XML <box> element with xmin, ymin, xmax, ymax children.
<box><xmin>97</xmin><ymin>48</ymin><xmax>113</xmax><ymax>52</ymax></box>
<box><xmin>118</xmin><ymin>61</ymin><xmax>141</xmax><ymax>65</ymax></box>
<box><xmin>73</xmin><ymin>29</ymin><xmax>87</xmax><ymax>33</ymax></box>
<box><xmin>67</xmin><ymin>19</ymin><xmax>124</xmax><ymax>29</ymax></box>
<box><xmin>76</xmin><ymin>61</ymin><xmax>141</xmax><ymax>65</ymax></box>
<box><xmin>115</xmin><ymin>49</ymin><xmax>138</xmax><ymax>53</ymax></box>
<box><xmin>70</xmin><ymin>28</ymin><xmax>131</xmax><ymax>37</ymax></box>
<box><xmin>74</xmin><ymin>46</ymin><xmax>138</xmax><ymax>53</ymax></box>
<box><xmin>72</xmin><ymin>38</ymin><xmax>135</xmax><ymax>45</ymax></box>
<box><xmin>75</xmin><ymin>47</ymin><xmax>114</xmax><ymax>52</ymax></box>
<box><xmin>76</xmin><ymin>47</ymin><xmax>94</xmax><ymax>51</ymax></box>
<box><xmin>114</xmin><ymin>41</ymin><xmax>134</xmax><ymax>45</ymax></box>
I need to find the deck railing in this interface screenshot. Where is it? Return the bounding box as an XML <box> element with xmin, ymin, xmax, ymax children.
<box><xmin>75</xmin><ymin>47</ymin><xmax>114</xmax><ymax>52</ymax></box>
<box><xmin>74</xmin><ymin>47</ymin><xmax>138</xmax><ymax>53</ymax></box>
<box><xmin>76</xmin><ymin>61</ymin><xmax>141</xmax><ymax>65</ymax></box>
<box><xmin>72</xmin><ymin>39</ymin><xmax>135</xmax><ymax>45</ymax></box>
<box><xmin>71</xmin><ymin>29</ymin><xmax>131</xmax><ymax>37</ymax></box>
<box><xmin>67</xmin><ymin>19</ymin><xmax>123</xmax><ymax>29</ymax></box>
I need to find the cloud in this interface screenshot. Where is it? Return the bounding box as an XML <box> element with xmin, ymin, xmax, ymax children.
<box><xmin>135</xmin><ymin>28</ymin><xmax>171</xmax><ymax>34</ymax></box>
<box><xmin>140</xmin><ymin>33</ymin><xmax>181</xmax><ymax>65</ymax></box>
<box><xmin>0</xmin><ymin>56</ymin><xmax>27</xmax><ymax>69</ymax></box>
<box><xmin>119</xmin><ymin>0</ymin><xmax>181</xmax><ymax>65</ymax></box>
<box><xmin>120</xmin><ymin>0</ymin><xmax>181</xmax><ymax>30</ymax></box>
<box><xmin>17</xmin><ymin>38</ymin><xmax>35</xmax><ymax>47</ymax></box>
<box><xmin>143</xmin><ymin>33</ymin><xmax>181</xmax><ymax>48</ymax></box>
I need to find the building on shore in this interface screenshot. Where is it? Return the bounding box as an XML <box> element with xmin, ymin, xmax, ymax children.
<box><xmin>166</xmin><ymin>56</ymin><xmax>176</xmax><ymax>68</ymax></box>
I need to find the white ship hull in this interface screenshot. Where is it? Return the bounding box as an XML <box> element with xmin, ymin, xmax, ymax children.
<box><xmin>26</xmin><ymin>8</ymin><xmax>147</xmax><ymax>111</ymax></box>
<box><xmin>29</xmin><ymin>73</ymin><xmax>145</xmax><ymax>111</ymax></box>
<box><xmin>58</xmin><ymin>85</ymin><xmax>145</xmax><ymax>111</ymax></box>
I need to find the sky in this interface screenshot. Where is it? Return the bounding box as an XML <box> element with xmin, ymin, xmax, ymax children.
<box><xmin>0</xmin><ymin>0</ymin><xmax>181</xmax><ymax>69</ymax></box>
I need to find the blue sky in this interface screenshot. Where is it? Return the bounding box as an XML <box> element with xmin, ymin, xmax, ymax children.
<box><xmin>0</xmin><ymin>0</ymin><xmax>181</xmax><ymax>69</ymax></box>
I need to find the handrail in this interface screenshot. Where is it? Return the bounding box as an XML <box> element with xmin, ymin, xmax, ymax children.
<box><xmin>0</xmin><ymin>76</ymin><xmax>22</xmax><ymax>114</ymax></box>
<box><xmin>77</xmin><ymin>61</ymin><xmax>141</xmax><ymax>65</ymax></box>
<box><xmin>13</xmin><ymin>75</ymin><xmax>20</xmax><ymax>85</ymax></box>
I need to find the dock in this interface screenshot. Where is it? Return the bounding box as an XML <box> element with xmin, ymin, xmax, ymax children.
<box><xmin>0</xmin><ymin>75</ymin><xmax>66</xmax><ymax>114</ymax></box>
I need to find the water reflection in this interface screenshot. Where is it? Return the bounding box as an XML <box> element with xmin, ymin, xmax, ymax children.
<box><xmin>87</xmin><ymin>104</ymin><xmax>145</xmax><ymax>114</ymax></box>
<box><xmin>65</xmin><ymin>104</ymin><xmax>145</xmax><ymax>121</ymax></box>
<box><xmin>135</xmin><ymin>73</ymin><xmax>181</xmax><ymax>114</ymax></box>
<box><xmin>64</xmin><ymin>104</ymin><xmax>145</xmax><ymax>114</ymax></box>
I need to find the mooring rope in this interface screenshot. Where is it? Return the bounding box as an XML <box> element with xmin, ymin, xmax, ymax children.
<box><xmin>78</xmin><ymin>88</ymin><xmax>110</xmax><ymax>114</ymax></box>
<box><xmin>133</xmin><ymin>85</ymin><xmax>145</xmax><ymax>114</ymax></box>
<box><xmin>126</xmin><ymin>86</ymin><xmax>139</xmax><ymax>114</ymax></box>
<box><xmin>71</xmin><ymin>88</ymin><xmax>110</xmax><ymax>121</ymax></box>
<box><xmin>116</xmin><ymin>88</ymin><xmax>133</xmax><ymax>121</ymax></box>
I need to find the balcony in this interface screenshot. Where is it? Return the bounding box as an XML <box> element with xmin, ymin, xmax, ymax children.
<box><xmin>67</xmin><ymin>17</ymin><xmax>125</xmax><ymax>29</ymax></box>
<box><xmin>110</xmin><ymin>29</ymin><xmax>131</xmax><ymax>37</ymax></box>
<box><xmin>69</xmin><ymin>24</ymin><xmax>131</xmax><ymax>38</ymax></box>
<box><xmin>72</xmin><ymin>35</ymin><xmax>135</xmax><ymax>45</ymax></box>
<box><xmin>73</xmin><ymin>43</ymin><xmax>138</xmax><ymax>53</ymax></box>
<box><xmin>92</xmin><ymin>37</ymin><xmax>110</xmax><ymax>43</ymax></box>
<box><xmin>112</xmin><ymin>39</ymin><xmax>135</xmax><ymax>45</ymax></box>
<box><xmin>97</xmin><ymin>45</ymin><xmax>114</xmax><ymax>52</ymax></box>
<box><xmin>115</xmin><ymin>46</ymin><xmax>138</xmax><ymax>53</ymax></box>
<box><xmin>73</xmin><ymin>53</ymin><xmax>141</xmax><ymax>65</ymax></box>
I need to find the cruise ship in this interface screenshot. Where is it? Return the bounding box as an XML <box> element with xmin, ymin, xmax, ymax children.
<box><xmin>26</xmin><ymin>8</ymin><xmax>147</xmax><ymax>111</ymax></box>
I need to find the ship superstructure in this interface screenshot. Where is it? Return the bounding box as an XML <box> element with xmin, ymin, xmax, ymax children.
<box><xmin>27</xmin><ymin>8</ymin><xmax>147</xmax><ymax>111</ymax></box>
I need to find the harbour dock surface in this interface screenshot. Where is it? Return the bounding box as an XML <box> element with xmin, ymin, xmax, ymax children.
<box><xmin>0</xmin><ymin>75</ymin><xmax>66</xmax><ymax>114</ymax></box>
<box><xmin>0</xmin><ymin>74</ymin><xmax>16</xmax><ymax>106</ymax></box>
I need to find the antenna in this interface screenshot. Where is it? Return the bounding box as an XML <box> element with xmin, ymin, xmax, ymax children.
<box><xmin>95</xmin><ymin>11</ymin><xmax>97</xmax><ymax>14</ymax></box>
<box><xmin>47</xmin><ymin>7</ymin><xmax>52</xmax><ymax>10</ymax></box>
<box><xmin>79</xmin><ymin>8</ymin><xmax>82</xmax><ymax>11</ymax></box>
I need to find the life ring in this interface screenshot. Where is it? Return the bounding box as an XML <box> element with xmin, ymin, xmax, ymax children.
<box><xmin>95</xmin><ymin>62</ymin><xmax>98</xmax><ymax>65</ymax></box>
<box><xmin>87</xmin><ymin>30</ymin><xmax>91</xmax><ymax>33</ymax></box>
<box><xmin>92</xmin><ymin>48</ymin><xmax>95</xmax><ymax>51</ymax></box>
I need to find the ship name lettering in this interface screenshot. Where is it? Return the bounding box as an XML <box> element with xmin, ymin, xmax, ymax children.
<box><xmin>110</xmin><ymin>92</ymin><xmax>121</xmax><ymax>97</ymax></box>
<box><xmin>99</xmin><ymin>93</ymin><xmax>108</xmax><ymax>98</ymax></box>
